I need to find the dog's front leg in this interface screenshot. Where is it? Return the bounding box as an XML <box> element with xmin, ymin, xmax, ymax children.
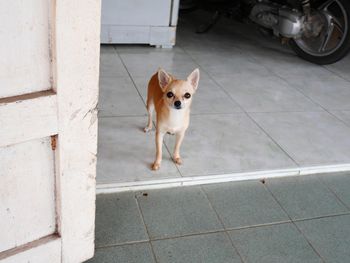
<box><xmin>173</xmin><ymin>130</ymin><xmax>185</xmax><ymax>165</ymax></box>
<box><xmin>152</xmin><ymin>130</ymin><xmax>165</xmax><ymax>170</ymax></box>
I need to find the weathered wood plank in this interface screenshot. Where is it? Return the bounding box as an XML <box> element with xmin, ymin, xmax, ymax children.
<box><xmin>0</xmin><ymin>138</ymin><xmax>56</xmax><ymax>252</ymax></box>
<box><xmin>0</xmin><ymin>92</ymin><xmax>58</xmax><ymax>147</ymax></box>
<box><xmin>0</xmin><ymin>0</ymin><xmax>51</xmax><ymax>99</ymax></box>
<box><xmin>0</xmin><ymin>236</ymin><xmax>61</xmax><ymax>263</ymax></box>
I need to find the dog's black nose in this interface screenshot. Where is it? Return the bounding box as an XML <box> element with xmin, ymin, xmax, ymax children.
<box><xmin>174</xmin><ymin>101</ymin><xmax>181</xmax><ymax>108</ymax></box>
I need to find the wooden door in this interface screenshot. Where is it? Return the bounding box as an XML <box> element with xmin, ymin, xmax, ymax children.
<box><xmin>0</xmin><ymin>1</ymin><xmax>101</xmax><ymax>262</ymax></box>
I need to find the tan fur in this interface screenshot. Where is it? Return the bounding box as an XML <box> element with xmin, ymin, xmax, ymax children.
<box><xmin>144</xmin><ymin>68</ymin><xmax>200</xmax><ymax>170</ymax></box>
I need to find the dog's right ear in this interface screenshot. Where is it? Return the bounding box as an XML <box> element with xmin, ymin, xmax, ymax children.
<box><xmin>158</xmin><ymin>68</ymin><xmax>171</xmax><ymax>92</ymax></box>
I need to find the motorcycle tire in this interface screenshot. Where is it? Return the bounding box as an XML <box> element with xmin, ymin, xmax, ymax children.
<box><xmin>290</xmin><ymin>0</ymin><xmax>350</xmax><ymax>65</ymax></box>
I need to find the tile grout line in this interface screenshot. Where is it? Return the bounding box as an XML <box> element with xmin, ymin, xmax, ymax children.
<box><xmin>263</xmin><ymin>182</ymin><xmax>327</xmax><ymax>262</ymax></box>
<box><xmin>113</xmin><ymin>46</ymin><xmax>184</xmax><ymax>178</ymax></box>
<box><xmin>95</xmin><ymin>239</ymin><xmax>150</xmax><ymax>250</ymax></box>
<box><xmin>143</xmin><ymin>219</ymin><xmax>306</xmax><ymax>243</ymax></box>
<box><xmin>324</xmin><ymin>110</ymin><xmax>350</xmax><ymax>129</ymax></box>
<box><xmin>291</xmin><ymin>224</ymin><xmax>326</xmax><ymax>263</ymax></box>
<box><xmin>113</xmin><ymin>45</ymin><xmax>147</xmax><ymax>108</ymax></box>
<box><xmin>266</xmin><ymin>72</ymin><xmax>350</xmax><ymax>130</ymax></box>
<box><xmin>200</xmin><ymin>186</ymin><xmax>247</xmax><ymax>263</ymax></box>
<box><xmin>94</xmin><ymin>205</ymin><xmax>350</xmax><ymax>251</ymax></box>
<box><xmin>94</xmin><ymin>211</ymin><xmax>350</xmax><ymax>250</ymax></box>
<box><xmin>292</xmin><ymin>211</ymin><xmax>350</xmax><ymax>223</ymax></box>
<box><xmin>322</xmin><ymin>65</ymin><xmax>350</xmax><ymax>84</ymax></box>
<box><xmin>177</xmin><ymin>44</ymin><xmax>247</xmax><ymax>113</ymax></box>
<box><xmin>268</xmin><ymin>60</ymin><xmax>350</xmax><ymax>129</ymax></box>
<box><xmin>147</xmin><ymin>229</ymin><xmax>228</xmax><ymax>242</ymax></box>
<box><xmin>317</xmin><ymin>176</ymin><xmax>350</xmax><ymax>211</ymax></box>
<box><xmin>178</xmin><ymin>44</ymin><xmax>301</xmax><ymax>168</ymax></box>
<box><xmin>245</xmin><ymin>113</ymin><xmax>300</xmax><ymax>167</ymax></box>
<box><xmin>134</xmin><ymin>194</ymin><xmax>159</xmax><ymax>263</ymax></box>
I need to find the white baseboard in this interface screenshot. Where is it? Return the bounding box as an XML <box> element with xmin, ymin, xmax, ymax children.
<box><xmin>96</xmin><ymin>163</ymin><xmax>350</xmax><ymax>194</ymax></box>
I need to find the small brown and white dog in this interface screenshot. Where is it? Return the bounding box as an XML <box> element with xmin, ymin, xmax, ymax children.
<box><xmin>144</xmin><ymin>68</ymin><xmax>200</xmax><ymax>170</ymax></box>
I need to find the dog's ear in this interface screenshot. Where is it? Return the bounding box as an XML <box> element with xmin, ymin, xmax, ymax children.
<box><xmin>158</xmin><ymin>68</ymin><xmax>172</xmax><ymax>92</ymax></box>
<box><xmin>187</xmin><ymin>68</ymin><xmax>200</xmax><ymax>92</ymax></box>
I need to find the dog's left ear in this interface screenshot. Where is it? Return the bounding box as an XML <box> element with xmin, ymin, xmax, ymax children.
<box><xmin>187</xmin><ymin>68</ymin><xmax>200</xmax><ymax>92</ymax></box>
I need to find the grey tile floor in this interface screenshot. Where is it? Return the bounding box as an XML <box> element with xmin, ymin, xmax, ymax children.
<box><xmin>97</xmin><ymin>10</ymin><xmax>350</xmax><ymax>185</ymax></box>
<box><xmin>87</xmin><ymin>173</ymin><xmax>350</xmax><ymax>263</ymax></box>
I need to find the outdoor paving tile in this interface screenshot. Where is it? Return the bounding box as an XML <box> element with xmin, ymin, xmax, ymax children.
<box><xmin>203</xmin><ymin>181</ymin><xmax>289</xmax><ymax>229</ymax></box>
<box><xmin>250</xmin><ymin>111</ymin><xmax>350</xmax><ymax>166</ymax></box>
<box><xmin>99</xmin><ymin>77</ymin><xmax>146</xmax><ymax>117</ymax></box>
<box><xmin>215</xmin><ymin>72</ymin><xmax>321</xmax><ymax>112</ymax></box>
<box><xmin>296</xmin><ymin>214</ymin><xmax>350</xmax><ymax>263</ymax></box>
<box><xmin>320</xmin><ymin>173</ymin><xmax>350</xmax><ymax>209</ymax></box>
<box><xmin>136</xmin><ymin>187</ymin><xmax>223</xmax><ymax>239</ymax></box>
<box><xmin>266</xmin><ymin>176</ymin><xmax>348</xmax><ymax>220</ymax></box>
<box><xmin>152</xmin><ymin>232</ymin><xmax>242</xmax><ymax>263</ymax></box>
<box><xmin>97</xmin><ymin>117</ymin><xmax>181</xmax><ymax>184</ymax></box>
<box><xmin>132</xmin><ymin>71</ymin><xmax>242</xmax><ymax>115</ymax></box>
<box><xmin>229</xmin><ymin>223</ymin><xmax>322</xmax><ymax>263</ymax></box>
<box><xmin>164</xmin><ymin>114</ymin><xmax>296</xmax><ymax>177</ymax></box>
<box><xmin>87</xmin><ymin>243</ymin><xmax>155</xmax><ymax>263</ymax></box>
<box><xmin>95</xmin><ymin>192</ymin><xmax>148</xmax><ymax>247</ymax></box>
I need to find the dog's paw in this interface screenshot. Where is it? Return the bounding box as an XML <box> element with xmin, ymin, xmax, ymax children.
<box><xmin>144</xmin><ymin>126</ymin><xmax>152</xmax><ymax>133</ymax></box>
<box><xmin>174</xmin><ymin>157</ymin><xmax>183</xmax><ymax>165</ymax></box>
<box><xmin>152</xmin><ymin>162</ymin><xmax>160</xmax><ymax>170</ymax></box>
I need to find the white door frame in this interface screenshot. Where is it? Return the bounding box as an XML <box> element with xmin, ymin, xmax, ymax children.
<box><xmin>0</xmin><ymin>0</ymin><xmax>101</xmax><ymax>262</ymax></box>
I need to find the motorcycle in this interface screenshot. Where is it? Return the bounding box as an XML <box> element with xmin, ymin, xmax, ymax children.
<box><xmin>180</xmin><ymin>0</ymin><xmax>350</xmax><ymax>65</ymax></box>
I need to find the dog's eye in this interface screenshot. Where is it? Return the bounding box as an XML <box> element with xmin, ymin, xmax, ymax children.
<box><xmin>184</xmin><ymin>93</ymin><xmax>191</xmax><ymax>99</ymax></box>
<box><xmin>167</xmin><ymin>92</ymin><xmax>174</xmax><ymax>98</ymax></box>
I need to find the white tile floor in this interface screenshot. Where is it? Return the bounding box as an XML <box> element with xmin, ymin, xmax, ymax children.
<box><xmin>97</xmin><ymin>11</ymin><xmax>350</xmax><ymax>188</ymax></box>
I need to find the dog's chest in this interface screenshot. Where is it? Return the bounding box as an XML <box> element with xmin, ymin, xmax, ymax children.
<box><xmin>164</xmin><ymin>110</ymin><xmax>188</xmax><ymax>133</ymax></box>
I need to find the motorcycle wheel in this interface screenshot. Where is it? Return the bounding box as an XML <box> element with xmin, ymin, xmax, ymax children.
<box><xmin>290</xmin><ymin>0</ymin><xmax>350</xmax><ymax>65</ymax></box>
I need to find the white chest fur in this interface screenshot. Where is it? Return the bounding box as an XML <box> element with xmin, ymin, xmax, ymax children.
<box><xmin>164</xmin><ymin>109</ymin><xmax>189</xmax><ymax>134</ymax></box>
